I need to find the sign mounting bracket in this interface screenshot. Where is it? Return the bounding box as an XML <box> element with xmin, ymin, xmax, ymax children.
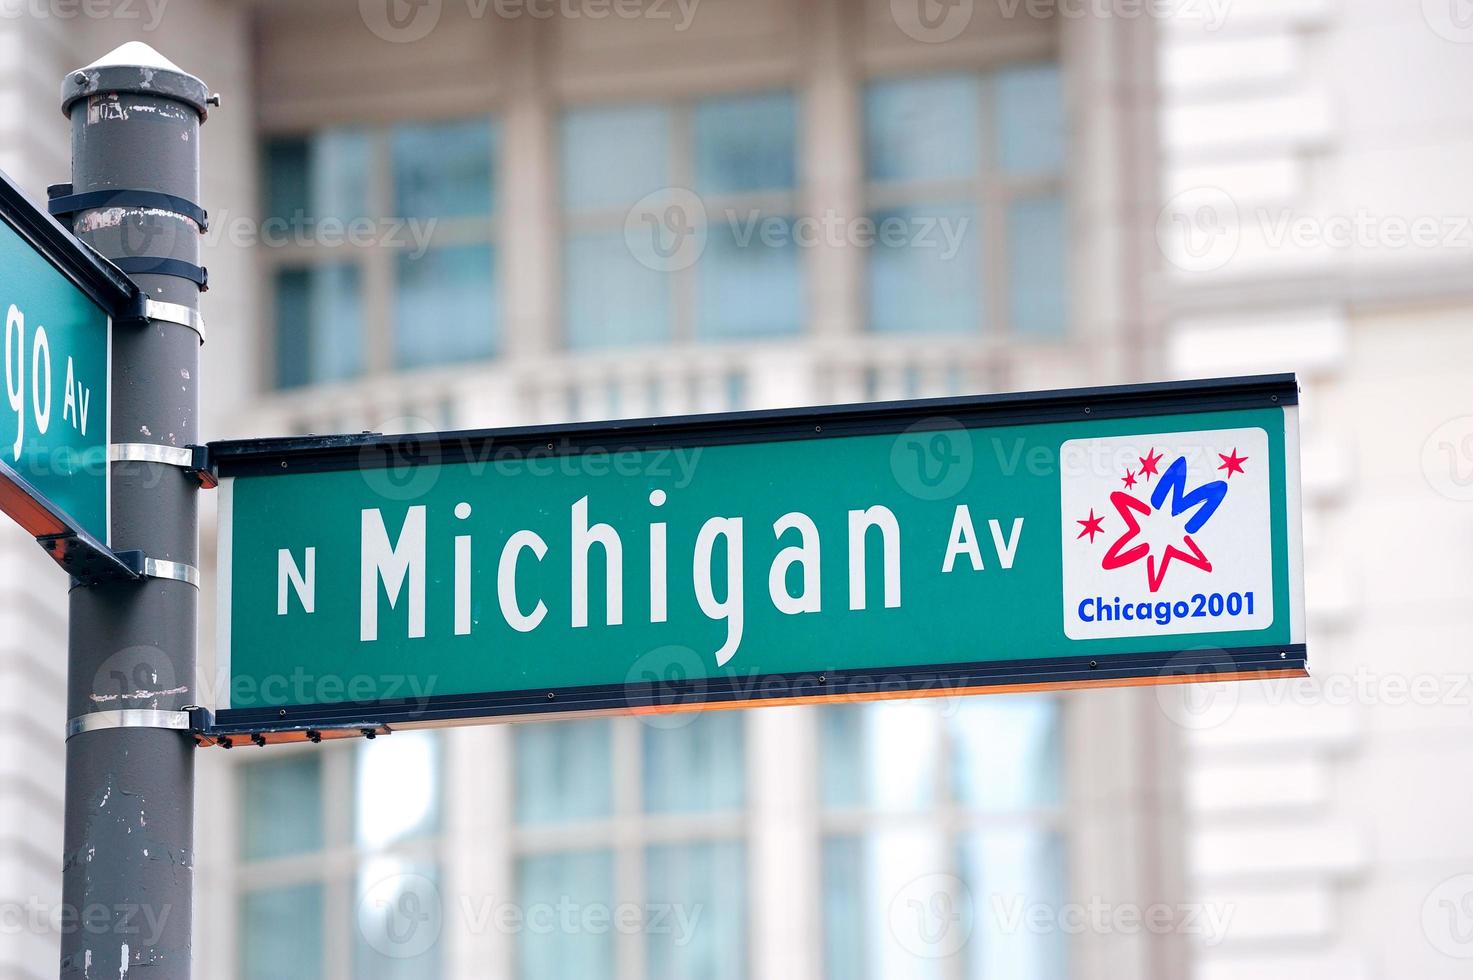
<box><xmin>186</xmin><ymin>705</ymin><xmax>393</xmax><ymax>749</ymax></box>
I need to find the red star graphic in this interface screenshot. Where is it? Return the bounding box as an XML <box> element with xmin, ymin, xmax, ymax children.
<box><xmin>1138</xmin><ymin>447</ymin><xmax>1163</xmax><ymax>482</ymax></box>
<box><xmin>1076</xmin><ymin>508</ymin><xmax>1105</xmax><ymax>542</ymax></box>
<box><xmin>1218</xmin><ymin>448</ymin><xmax>1248</xmax><ymax>478</ymax></box>
<box><xmin>1100</xmin><ymin>491</ymin><xmax>1213</xmax><ymax>592</ymax></box>
<box><xmin>1121</xmin><ymin>468</ymin><xmax>1138</xmax><ymax>490</ymax></box>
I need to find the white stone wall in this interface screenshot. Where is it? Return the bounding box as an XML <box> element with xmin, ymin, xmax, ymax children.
<box><xmin>1160</xmin><ymin>1</ymin><xmax>1473</xmax><ymax>976</ymax></box>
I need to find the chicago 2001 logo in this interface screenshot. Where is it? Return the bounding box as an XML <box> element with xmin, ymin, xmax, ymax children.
<box><xmin>1060</xmin><ymin>426</ymin><xmax>1274</xmax><ymax>640</ymax></box>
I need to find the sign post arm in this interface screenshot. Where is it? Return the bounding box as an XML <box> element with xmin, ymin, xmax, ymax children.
<box><xmin>57</xmin><ymin>43</ymin><xmax>210</xmax><ymax>980</ymax></box>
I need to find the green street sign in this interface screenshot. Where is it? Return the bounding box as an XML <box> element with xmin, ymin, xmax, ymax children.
<box><xmin>0</xmin><ymin>170</ymin><xmax>135</xmax><ymax>562</ymax></box>
<box><xmin>208</xmin><ymin>375</ymin><xmax>1307</xmax><ymax>742</ymax></box>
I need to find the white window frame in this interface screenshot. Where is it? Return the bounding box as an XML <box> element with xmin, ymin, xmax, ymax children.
<box><xmin>558</xmin><ymin>93</ymin><xmax>803</xmax><ymax>350</ymax></box>
<box><xmin>259</xmin><ymin>119</ymin><xmax>502</xmax><ymax>391</ymax></box>
<box><xmin>861</xmin><ymin>67</ymin><xmax>1069</xmax><ymax>343</ymax></box>
<box><xmin>231</xmin><ymin>737</ymin><xmax>447</xmax><ymax>980</ymax></box>
<box><xmin>507</xmin><ymin>714</ymin><xmax>753</xmax><ymax>979</ymax></box>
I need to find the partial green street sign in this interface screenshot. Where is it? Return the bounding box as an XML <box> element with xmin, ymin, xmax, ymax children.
<box><xmin>0</xmin><ymin>205</ymin><xmax>110</xmax><ymax>537</ymax></box>
<box><xmin>0</xmin><ymin>170</ymin><xmax>132</xmax><ymax>555</ymax></box>
<box><xmin>208</xmin><ymin>375</ymin><xmax>1307</xmax><ymax>742</ymax></box>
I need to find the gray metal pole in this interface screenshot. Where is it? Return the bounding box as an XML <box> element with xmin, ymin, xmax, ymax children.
<box><xmin>57</xmin><ymin>44</ymin><xmax>210</xmax><ymax>980</ymax></box>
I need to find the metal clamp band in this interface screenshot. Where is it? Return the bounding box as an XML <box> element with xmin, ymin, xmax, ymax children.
<box><xmin>113</xmin><ymin>256</ymin><xmax>209</xmax><ymax>291</ymax></box>
<box><xmin>142</xmin><ymin>558</ymin><xmax>199</xmax><ymax>588</ymax></box>
<box><xmin>109</xmin><ymin>443</ymin><xmax>194</xmax><ymax>468</ymax></box>
<box><xmin>66</xmin><ymin>709</ymin><xmax>192</xmax><ymax>739</ymax></box>
<box><xmin>48</xmin><ymin>187</ymin><xmax>208</xmax><ymax>232</ymax></box>
<box><xmin>144</xmin><ymin>299</ymin><xmax>205</xmax><ymax>342</ymax></box>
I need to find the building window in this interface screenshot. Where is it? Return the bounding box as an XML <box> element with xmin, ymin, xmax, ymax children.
<box><xmin>864</xmin><ymin>65</ymin><xmax>1068</xmax><ymax>339</ymax></box>
<box><xmin>236</xmin><ymin>732</ymin><xmax>445</xmax><ymax>979</ymax></box>
<box><xmin>263</xmin><ymin>118</ymin><xmax>499</xmax><ymax>389</ymax></box>
<box><xmin>819</xmin><ymin>697</ymin><xmax>1067</xmax><ymax>978</ymax></box>
<box><xmin>560</xmin><ymin>91</ymin><xmax>802</xmax><ymax>350</ymax></box>
<box><xmin>513</xmin><ymin>713</ymin><xmax>748</xmax><ymax>979</ymax></box>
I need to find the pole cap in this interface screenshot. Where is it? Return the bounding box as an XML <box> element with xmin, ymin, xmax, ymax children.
<box><xmin>61</xmin><ymin>42</ymin><xmax>211</xmax><ymax>120</ymax></box>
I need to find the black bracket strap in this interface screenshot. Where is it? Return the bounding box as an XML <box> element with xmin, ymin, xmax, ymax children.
<box><xmin>112</xmin><ymin>256</ymin><xmax>209</xmax><ymax>291</ymax></box>
<box><xmin>188</xmin><ymin>444</ymin><xmax>218</xmax><ymax>489</ymax></box>
<box><xmin>48</xmin><ymin>186</ymin><xmax>208</xmax><ymax>232</ymax></box>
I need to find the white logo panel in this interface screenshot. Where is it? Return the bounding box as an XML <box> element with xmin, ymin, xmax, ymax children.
<box><xmin>1061</xmin><ymin>427</ymin><xmax>1272</xmax><ymax>640</ymax></box>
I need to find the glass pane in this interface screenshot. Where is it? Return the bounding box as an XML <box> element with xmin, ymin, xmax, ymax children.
<box><xmin>819</xmin><ymin>705</ymin><xmax>864</xmax><ymax>808</ymax></box>
<box><xmin>821</xmin><ymin>837</ymin><xmax>864</xmax><ymax>980</ymax></box>
<box><xmin>643</xmin><ymin>711</ymin><xmax>745</xmax><ymax>814</ymax></box>
<box><xmin>517</xmin><ymin>850</ymin><xmax>616</xmax><ymax>980</ymax></box>
<box><xmin>821</xmin><ymin>701</ymin><xmax>941</xmax><ymax>811</ymax></box>
<box><xmin>960</xmin><ymin>829</ymin><xmax>1068</xmax><ymax>979</ymax></box>
<box><xmin>697</xmin><ymin>215</ymin><xmax>802</xmax><ymax>340</ymax></box>
<box><xmin>264</xmin><ymin>129</ymin><xmax>370</xmax><ymax>222</ymax></box>
<box><xmin>274</xmin><ymin>264</ymin><xmax>364</xmax><ymax>389</ymax></box>
<box><xmin>516</xmin><ymin>719</ymin><xmax>614</xmax><ymax>824</ymax></box>
<box><xmin>646</xmin><ymin>841</ymin><xmax>745</xmax><ymax>980</ymax></box>
<box><xmin>394</xmin><ymin>244</ymin><xmax>497</xmax><ymax>368</ymax></box>
<box><xmin>694</xmin><ymin>91</ymin><xmax>798</xmax><ymax>194</ymax></box>
<box><xmin>996</xmin><ymin>64</ymin><xmax>1065</xmax><ymax>175</ymax></box>
<box><xmin>866</xmin><ymin>203</ymin><xmax>980</xmax><ymax>334</ymax></box>
<box><xmin>355</xmin><ymin>858</ymin><xmax>445</xmax><ymax>979</ymax></box>
<box><xmin>1006</xmin><ymin>196</ymin><xmax>1068</xmax><ymax>338</ymax></box>
<box><xmin>240</xmin><ymin>754</ymin><xmax>323</xmax><ymax>861</ymax></box>
<box><xmin>240</xmin><ymin>883</ymin><xmax>323</xmax><ymax>980</ymax></box>
<box><xmin>949</xmin><ymin>696</ymin><xmax>1061</xmax><ymax>810</ymax></box>
<box><xmin>263</xmin><ymin>139</ymin><xmax>309</xmax><ymax>222</ymax></box>
<box><xmin>562</xmin><ymin>106</ymin><xmax>671</xmax><ymax>211</ymax></box>
<box><xmin>822</xmin><ymin>829</ymin><xmax>953</xmax><ymax>980</ymax></box>
<box><xmin>392</xmin><ymin>118</ymin><xmax>495</xmax><ymax>218</ymax></box>
<box><xmin>564</xmin><ymin>231</ymin><xmax>672</xmax><ymax>349</ymax></box>
<box><xmin>273</xmin><ymin>267</ymin><xmax>312</xmax><ymax>389</ymax></box>
<box><xmin>355</xmin><ymin>730</ymin><xmax>442</xmax><ymax>849</ymax></box>
<box><xmin>865</xmin><ymin>75</ymin><xmax>980</xmax><ymax>183</ymax></box>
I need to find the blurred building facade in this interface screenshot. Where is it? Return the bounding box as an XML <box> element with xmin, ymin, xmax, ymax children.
<box><xmin>0</xmin><ymin>1</ymin><xmax>1468</xmax><ymax>979</ymax></box>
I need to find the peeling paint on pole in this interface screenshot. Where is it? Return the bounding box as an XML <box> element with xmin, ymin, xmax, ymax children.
<box><xmin>59</xmin><ymin>42</ymin><xmax>209</xmax><ymax>980</ymax></box>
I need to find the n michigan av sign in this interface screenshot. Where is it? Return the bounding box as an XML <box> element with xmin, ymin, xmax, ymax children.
<box><xmin>207</xmin><ymin>375</ymin><xmax>1307</xmax><ymax>741</ymax></box>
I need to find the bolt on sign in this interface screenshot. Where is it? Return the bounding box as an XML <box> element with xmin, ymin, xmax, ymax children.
<box><xmin>0</xmin><ymin>169</ymin><xmax>133</xmax><ymax>570</ymax></box>
<box><xmin>206</xmin><ymin>375</ymin><xmax>1307</xmax><ymax>742</ymax></box>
